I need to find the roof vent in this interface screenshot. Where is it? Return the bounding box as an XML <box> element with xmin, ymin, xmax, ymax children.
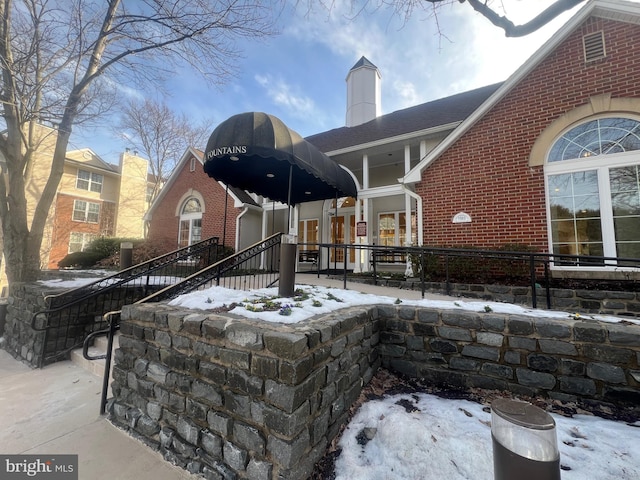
<box><xmin>583</xmin><ymin>31</ymin><xmax>605</xmax><ymax>63</ymax></box>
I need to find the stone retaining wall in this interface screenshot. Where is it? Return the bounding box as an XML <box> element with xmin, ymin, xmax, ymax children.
<box><xmin>110</xmin><ymin>303</ymin><xmax>380</xmax><ymax>480</ymax></box>
<box><xmin>357</xmin><ymin>277</ymin><xmax>640</xmax><ymax>317</ymax></box>
<box><xmin>377</xmin><ymin>305</ymin><xmax>640</xmax><ymax>408</ymax></box>
<box><xmin>110</xmin><ymin>303</ymin><xmax>640</xmax><ymax>480</ymax></box>
<box><xmin>2</xmin><ymin>283</ymin><xmax>49</xmax><ymax>367</ymax></box>
<box><xmin>3</xmin><ymin>282</ymin><xmax>166</xmax><ymax>367</ymax></box>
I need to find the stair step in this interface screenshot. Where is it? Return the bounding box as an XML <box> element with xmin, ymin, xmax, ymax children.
<box><xmin>70</xmin><ymin>333</ymin><xmax>119</xmax><ymax>381</ymax></box>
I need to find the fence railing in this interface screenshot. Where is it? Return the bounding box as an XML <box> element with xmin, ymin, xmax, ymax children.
<box><xmin>297</xmin><ymin>242</ymin><xmax>640</xmax><ymax>309</ymax></box>
<box><xmin>31</xmin><ymin>236</ymin><xmax>224</xmax><ymax>366</ymax></box>
<box><xmin>92</xmin><ymin>232</ymin><xmax>283</xmax><ymax>414</ymax></box>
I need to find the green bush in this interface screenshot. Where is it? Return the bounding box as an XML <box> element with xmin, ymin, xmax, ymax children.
<box><xmin>57</xmin><ymin>251</ymin><xmax>105</xmax><ymax>268</ymax></box>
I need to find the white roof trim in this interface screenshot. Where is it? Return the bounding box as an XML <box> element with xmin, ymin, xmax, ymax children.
<box><xmin>324</xmin><ymin>122</ymin><xmax>461</xmax><ymax>157</ymax></box>
<box><xmin>144</xmin><ymin>146</ymin><xmax>203</xmax><ymax>220</ymax></box>
<box><xmin>403</xmin><ymin>0</ymin><xmax>640</xmax><ymax>184</ymax></box>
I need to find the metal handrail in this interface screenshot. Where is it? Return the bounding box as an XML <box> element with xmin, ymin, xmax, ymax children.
<box><xmin>298</xmin><ymin>242</ymin><xmax>640</xmax><ymax>309</ymax></box>
<box><xmin>32</xmin><ymin>236</ymin><xmax>222</xmax><ymax>330</ymax></box>
<box><xmin>31</xmin><ymin>236</ymin><xmax>225</xmax><ymax>367</ymax></box>
<box><xmin>91</xmin><ymin>233</ymin><xmax>283</xmax><ymax>414</ymax></box>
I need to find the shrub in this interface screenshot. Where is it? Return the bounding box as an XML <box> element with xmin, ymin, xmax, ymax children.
<box><xmin>58</xmin><ymin>251</ymin><xmax>105</xmax><ymax>268</ymax></box>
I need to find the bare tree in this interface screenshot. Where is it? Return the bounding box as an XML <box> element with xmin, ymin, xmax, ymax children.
<box><xmin>0</xmin><ymin>0</ymin><xmax>278</xmax><ymax>284</ymax></box>
<box><xmin>384</xmin><ymin>0</ymin><xmax>586</xmax><ymax>37</ymax></box>
<box><xmin>117</xmin><ymin>98</ymin><xmax>210</xmax><ymax>203</ymax></box>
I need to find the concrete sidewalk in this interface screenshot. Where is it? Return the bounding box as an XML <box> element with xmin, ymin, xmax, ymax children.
<box><xmin>295</xmin><ymin>272</ymin><xmax>458</xmax><ymax>302</ymax></box>
<box><xmin>0</xmin><ymin>348</ymin><xmax>198</xmax><ymax>479</ymax></box>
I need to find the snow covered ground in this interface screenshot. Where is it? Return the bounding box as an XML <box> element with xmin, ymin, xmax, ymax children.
<box><xmin>38</xmin><ymin>277</ymin><xmax>640</xmax><ymax>479</ymax></box>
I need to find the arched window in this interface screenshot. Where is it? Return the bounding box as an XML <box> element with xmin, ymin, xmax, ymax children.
<box><xmin>546</xmin><ymin>116</ymin><xmax>640</xmax><ymax>266</ymax></box>
<box><xmin>178</xmin><ymin>197</ymin><xmax>202</xmax><ymax>247</ymax></box>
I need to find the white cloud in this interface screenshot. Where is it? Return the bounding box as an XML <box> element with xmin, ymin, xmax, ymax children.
<box><xmin>254</xmin><ymin>73</ymin><xmax>316</xmax><ymax>119</ymax></box>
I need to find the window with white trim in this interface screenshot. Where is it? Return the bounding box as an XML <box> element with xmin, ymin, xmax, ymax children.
<box><xmin>72</xmin><ymin>200</ymin><xmax>100</xmax><ymax>223</ymax></box>
<box><xmin>546</xmin><ymin>116</ymin><xmax>640</xmax><ymax>266</ymax></box>
<box><xmin>378</xmin><ymin>211</ymin><xmax>417</xmax><ymax>246</ymax></box>
<box><xmin>178</xmin><ymin>197</ymin><xmax>203</xmax><ymax>247</ymax></box>
<box><xmin>69</xmin><ymin>232</ymin><xmax>97</xmax><ymax>253</ymax></box>
<box><xmin>298</xmin><ymin>219</ymin><xmax>319</xmax><ymax>247</ymax></box>
<box><xmin>76</xmin><ymin>169</ymin><xmax>103</xmax><ymax>193</ymax></box>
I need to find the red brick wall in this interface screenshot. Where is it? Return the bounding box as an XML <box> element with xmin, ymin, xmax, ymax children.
<box><xmin>415</xmin><ymin>17</ymin><xmax>640</xmax><ymax>251</ymax></box>
<box><xmin>48</xmin><ymin>194</ymin><xmax>115</xmax><ymax>268</ymax></box>
<box><xmin>147</xmin><ymin>159</ymin><xmax>240</xmax><ymax>254</ymax></box>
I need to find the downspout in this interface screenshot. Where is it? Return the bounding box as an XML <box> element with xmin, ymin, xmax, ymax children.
<box><xmin>401</xmin><ymin>185</ymin><xmax>423</xmax><ymax>246</ymax></box>
<box><xmin>235</xmin><ymin>206</ymin><xmax>250</xmax><ymax>252</ymax></box>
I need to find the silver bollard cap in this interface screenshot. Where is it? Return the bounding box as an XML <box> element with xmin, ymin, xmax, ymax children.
<box><xmin>491</xmin><ymin>398</ymin><xmax>559</xmax><ymax>462</ymax></box>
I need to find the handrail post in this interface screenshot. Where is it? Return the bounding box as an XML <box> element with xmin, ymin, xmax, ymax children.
<box><xmin>544</xmin><ymin>260</ymin><xmax>551</xmax><ymax>309</ymax></box>
<box><xmin>100</xmin><ymin>312</ymin><xmax>119</xmax><ymax>416</ymax></box>
<box><xmin>445</xmin><ymin>253</ymin><xmax>450</xmax><ymax>296</ymax></box>
<box><xmin>420</xmin><ymin>251</ymin><xmax>425</xmax><ymax>299</ymax></box>
<box><xmin>372</xmin><ymin>245</ymin><xmax>378</xmax><ymax>286</ymax></box>
<box><xmin>530</xmin><ymin>254</ymin><xmax>537</xmax><ymax>309</ymax></box>
<box><xmin>343</xmin><ymin>244</ymin><xmax>348</xmax><ymax>290</ymax></box>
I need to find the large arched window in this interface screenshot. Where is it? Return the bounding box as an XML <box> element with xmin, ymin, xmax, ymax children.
<box><xmin>546</xmin><ymin>116</ymin><xmax>640</xmax><ymax>267</ymax></box>
<box><xmin>178</xmin><ymin>197</ymin><xmax>202</xmax><ymax>247</ymax></box>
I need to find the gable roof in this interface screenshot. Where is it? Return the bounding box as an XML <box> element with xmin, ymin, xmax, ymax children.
<box><xmin>404</xmin><ymin>0</ymin><xmax>640</xmax><ymax>183</ymax></box>
<box><xmin>305</xmin><ymin>83</ymin><xmax>502</xmax><ymax>153</ymax></box>
<box><xmin>145</xmin><ymin>147</ymin><xmax>259</xmax><ymax>220</ymax></box>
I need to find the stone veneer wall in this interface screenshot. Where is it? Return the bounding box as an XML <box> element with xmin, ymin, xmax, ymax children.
<box><xmin>357</xmin><ymin>278</ymin><xmax>640</xmax><ymax>318</ymax></box>
<box><xmin>2</xmin><ymin>282</ymin><xmax>165</xmax><ymax>367</ymax></box>
<box><xmin>111</xmin><ymin>303</ymin><xmax>380</xmax><ymax>480</ymax></box>
<box><xmin>110</xmin><ymin>302</ymin><xmax>640</xmax><ymax>480</ymax></box>
<box><xmin>3</xmin><ymin>283</ymin><xmax>49</xmax><ymax>366</ymax></box>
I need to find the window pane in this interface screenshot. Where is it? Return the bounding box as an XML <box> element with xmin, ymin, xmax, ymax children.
<box><xmin>90</xmin><ymin>173</ymin><xmax>103</xmax><ymax>193</ymax></box>
<box><xmin>610</xmin><ymin>166</ymin><xmax>640</xmax><ymax>216</ymax></box>
<box><xmin>73</xmin><ymin>200</ymin><xmax>87</xmax><ymax>221</ymax></box>
<box><xmin>379</xmin><ymin>213</ymin><xmax>395</xmax><ymax>246</ymax></box>
<box><xmin>182</xmin><ymin>198</ymin><xmax>201</xmax><ymax>214</ymax></box>
<box><xmin>76</xmin><ymin>170</ymin><xmax>90</xmax><ymax>190</ymax></box>
<box><xmin>614</xmin><ymin>217</ymin><xmax>640</xmax><ymax>242</ymax></box>
<box><xmin>87</xmin><ymin>203</ymin><xmax>100</xmax><ymax>223</ymax></box>
<box><xmin>191</xmin><ymin>219</ymin><xmax>202</xmax><ymax>243</ymax></box>
<box><xmin>617</xmin><ymin>243</ymin><xmax>640</xmax><ymax>265</ymax></box>
<box><xmin>549</xmin><ymin>117</ymin><xmax>640</xmax><ymax>162</ymax></box>
<box><xmin>69</xmin><ymin>233</ymin><xmax>84</xmax><ymax>253</ymax></box>
<box><xmin>179</xmin><ymin>220</ymin><xmax>190</xmax><ymax>247</ymax></box>
<box><xmin>306</xmin><ymin>220</ymin><xmax>318</xmax><ymax>246</ymax></box>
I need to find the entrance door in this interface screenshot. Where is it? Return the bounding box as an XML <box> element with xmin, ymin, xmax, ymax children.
<box><xmin>330</xmin><ymin>214</ymin><xmax>356</xmax><ymax>268</ymax></box>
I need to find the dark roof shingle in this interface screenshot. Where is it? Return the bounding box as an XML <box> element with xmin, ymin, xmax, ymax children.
<box><xmin>305</xmin><ymin>83</ymin><xmax>502</xmax><ymax>152</ymax></box>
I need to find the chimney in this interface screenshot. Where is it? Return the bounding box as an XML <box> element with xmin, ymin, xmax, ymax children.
<box><xmin>345</xmin><ymin>56</ymin><xmax>381</xmax><ymax>127</ymax></box>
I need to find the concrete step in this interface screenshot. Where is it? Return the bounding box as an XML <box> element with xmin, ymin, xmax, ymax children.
<box><xmin>69</xmin><ymin>332</ymin><xmax>119</xmax><ymax>380</ymax></box>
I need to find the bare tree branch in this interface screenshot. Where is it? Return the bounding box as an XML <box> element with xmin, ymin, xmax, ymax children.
<box><xmin>0</xmin><ymin>0</ymin><xmax>280</xmax><ymax>282</ymax></box>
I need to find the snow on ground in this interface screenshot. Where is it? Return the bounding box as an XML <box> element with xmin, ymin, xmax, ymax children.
<box><xmin>166</xmin><ymin>283</ymin><xmax>638</xmax><ymax>326</ymax></box>
<box><xmin>37</xmin><ymin>276</ymin><xmax>640</xmax><ymax>478</ymax></box>
<box><xmin>335</xmin><ymin>392</ymin><xmax>640</xmax><ymax>480</ymax></box>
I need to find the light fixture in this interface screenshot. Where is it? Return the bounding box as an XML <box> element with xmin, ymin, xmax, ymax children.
<box><xmin>305</xmin><ymin>191</ymin><xmax>311</xmax><ymax>195</ymax></box>
<box><xmin>266</xmin><ymin>173</ymin><xmax>275</xmax><ymax>178</ymax></box>
<box><xmin>230</xmin><ymin>156</ymin><xmax>239</xmax><ymax>161</ymax></box>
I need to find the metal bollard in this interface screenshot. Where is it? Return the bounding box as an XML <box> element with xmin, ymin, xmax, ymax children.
<box><xmin>278</xmin><ymin>234</ymin><xmax>297</xmax><ymax>297</ymax></box>
<box><xmin>491</xmin><ymin>398</ymin><xmax>561</xmax><ymax>480</ymax></box>
<box><xmin>120</xmin><ymin>242</ymin><xmax>133</xmax><ymax>270</ymax></box>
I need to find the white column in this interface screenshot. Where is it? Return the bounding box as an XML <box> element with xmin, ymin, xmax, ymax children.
<box><xmin>362</xmin><ymin>154</ymin><xmax>369</xmax><ymax>189</ymax></box>
<box><xmin>404</xmin><ymin>145</ymin><xmax>412</xmax><ymax>246</ymax></box>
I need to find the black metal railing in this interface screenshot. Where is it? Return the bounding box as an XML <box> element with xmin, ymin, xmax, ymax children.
<box><xmin>91</xmin><ymin>232</ymin><xmax>283</xmax><ymax>414</ymax></box>
<box><xmin>31</xmin><ymin>236</ymin><xmax>224</xmax><ymax>366</ymax></box>
<box><xmin>298</xmin><ymin>242</ymin><xmax>640</xmax><ymax>310</ymax></box>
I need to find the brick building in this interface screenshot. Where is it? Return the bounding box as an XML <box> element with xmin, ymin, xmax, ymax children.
<box><xmin>145</xmin><ymin>148</ymin><xmax>262</xmax><ymax>254</ymax></box>
<box><xmin>153</xmin><ymin>0</ymin><xmax>640</xmax><ymax>280</ymax></box>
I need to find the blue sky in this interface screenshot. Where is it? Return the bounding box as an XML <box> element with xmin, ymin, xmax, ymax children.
<box><xmin>70</xmin><ymin>0</ymin><xmax>599</xmax><ymax>164</ymax></box>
